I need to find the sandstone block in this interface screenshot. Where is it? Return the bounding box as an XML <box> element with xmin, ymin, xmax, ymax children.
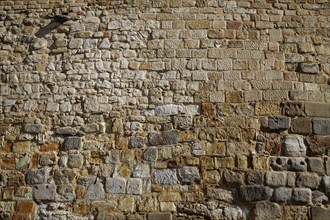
<box><xmin>291</xmin><ymin>118</ymin><xmax>312</xmax><ymax>134</ymax></box>
<box><xmin>305</xmin><ymin>103</ymin><xmax>330</xmax><ymax>117</ymax></box>
<box><xmin>311</xmin><ymin>206</ymin><xmax>330</xmax><ymax>220</ymax></box>
<box><xmin>306</xmin><ymin>135</ymin><xmax>330</xmax><ymax>156</ymax></box>
<box><xmin>307</xmin><ymin>157</ymin><xmax>325</xmax><ymax>174</ymax></box>
<box><xmin>254</xmin><ymin>202</ymin><xmax>281</xmax><ymax>220</ymax></box>
<box><xmin>154</xmin><ymin>169</ymin><xmax>177</xmax><ymax>185</ymax></box>
<box><xmin>265</xmin><ymin>171</ymin><xmax>287</xmax><ymax>187</ymax></box>
<box><xmin>206</xmin><ymin>187</ymin><xmax>233</xmax><ymax>203</ymax></box>
<box><xmin>246</xmin><ymin>171</ymin><xmax>264</xmax><ymax>185</ymax></box>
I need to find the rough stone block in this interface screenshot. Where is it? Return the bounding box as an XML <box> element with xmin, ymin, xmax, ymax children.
<box><xmin>305</xmin><ymin>103</ymin><xmax>330</xmax><ymax>118</ymax></box>
<box><xmin>118</xmin><ymin>197</ymin><xmax>135</xmax><ymax>212</ymax></box>
<box><xmin>291</xmin><ymin>188</ymin><xmax>312</xmax><ymax>204</ymax></box>
<box><xmin>84</xmin><ymin>181</ymin><xmax>105</xmax><ymax>200</ymax></box>
<box><xmin>268</xmin><ymin>116</ymin><xmax>291</xmax><ymax>130</ymax></box>
<box><xmin>254</xmin><ymin>202</ymin><xmax>281</xmax><ymax>220</ymax></box>
<box><xmin>13</xmin><ymin>141</ymin><xmax>31</xmax><ymax>153</ymax></box>
<box><xmin>327</xmin><ymin>158</ymin><xmax>330</xmax><ymax>176</ymax></box>
<box><xmin>313</xmin><ymin>118</ymin><xmax>330</xmax><ymax>135</ymax></box>
<box><xmin>269</xmin><ymin>157</ymin><xmax>307</xmax><ymax>172</ymax></box>
<box><xmin>26</xmin><ymin>169</ymin><xmax>47</xmax><ymax>185</ymax></box>
<box><xmin>143</xmin><ymin>147</ymin><xmax>158</xmax><ymax>162</ymax></box>
<box><xmin>155</xmin><ymin>104</ymin><xmax>183</xmax><ymax>116</ymax></box>
<box><xmin>56</xmin><ymin>127</ymin><xmax>78</xmax><ymax>135</ymax></box>
<box><xmin>306</xmin><ymin>135</ymin><xmax>330</xmax><ymax>156</ymax></box>
<box><xmin>282</xmin><ymin>101</ymin><xmax>304</xmax><ymax>117</ymax></box>
<box><xmin>272</xmin><ymin>187</ymin><xmax>292</xmax><ymax>203</ymax></box>
<box><xmin>283</xmin><ymin>135</ymin><xmax>306</xmax><ymax>157</ymax></box>
<box><xmin>265</xmin><ymin>171</ymin><xmax>287</xmax><ymax>187</ymax></box>
<box><xmin>62</xmin><ymin>137</ymin><xmax>82</xmax><ymax>151</ymax></box>
<box><xmin>67</xmin><ymin>154</ymin><xmax>84</xmax><ymax>169</ymax></box>
<box><xmin>296</xmin><ymin>173</ymin><xmax>320</xmax><ymax>189</ymax></box>
<box><xmin>23</xmin><ymin>124</ymin><xmax>42</xmax><ymax>134</ymax></box>
<box><xmin>239</xmin><ymin>185</ymin><xmax>273</xmax><ymax>202</ymax></box>
<box><xmin>127</xmin><ymin>178</ymin><xmax>143</xmax><ymax>195</ymax></box>
<box><xmin>33</xmin><ymin>184</ymin><xmax>56</xmax><ymax>202</ymax></box>
<box><xmin>312</xmin><ymin>190</ymin><xmax>328</xmax><ymax>205</ymax></box>
<box><xmin>129</xmin><ymin>136</ymin><xmax>146</xmax><ymax>148</ymax></box>
<box><xmin>291</xmin><ymin>118</ymin><xmax>312</xmax><ymax>134</ymax></box>
<box><xmin>178</xmin><ymin>166</ymin><xmax>200</xmax><ymax>184</ymax></box>
<box><xmin>307</xmin><ymin>157</ymin><xmax>325</xmax><ymax>174</ymax></box>
<box><xmin>300</xmin><ymin>63</ymin><xmax>319</xmax><ymax>74</ymax></box>
<box><xmin>105</xmin><ymin>177</ymin><xmax>126</xmax><ymax>194</ymax></box>
<box><xmin>154</xmin><ymin>169</ymin><xmax>177</xmax><ymax>185</ymax></box>
<box><xmin>207</xmin><ymin>187</ymin><xmax>233</xmax><ymax>202</ymax></box>
<box><xmin>149</xmin><ymin>130</ymin><xmax>179</xmax><ymax>146</ymax></box>
<box><xmin>246</xmin><ymin>171</ymin><xmax>264</xmax><ymax>185</ymax></box>
<box><xmin>147</xmin><ymin>213</ymin><xmax>172</xmax><ymax>220</ymax></box>
<box><xmin>311</xmin><ymin>206</ymin><xmax>330</xmax><ymax>220</ymax></box>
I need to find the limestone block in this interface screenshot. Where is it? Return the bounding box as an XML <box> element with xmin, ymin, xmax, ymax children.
<box><xmin>283</xmin><ymin>135</ymin><xmax>306</xmax><ymax>157</ymax></box>
<box><xmin>33</xmin><ymin>184</ymin><xmax>56</xmax><ymax>202</ymax></box>
<box><xmin>178</xmin><ymin>166</ymin><xmax>200</xmax><ymax>184</ymax></box>
<box><xmin>23</xmin><ymin>124</ymin><xmax>42</xmax><ymax>134</ymax></box>
<box><xmin>265</xmin><ymin>171</ymin><xmax>287</xmax><ymax>187</ymax></box>
<box><xmin>154</xmin><ymin>169</ymin><xmax>177</xmax><ymax>185</ymax></box>
<box><xmin>313</xmin><ymin>118</ymin><xmax>330</xmax><ymax>135</ymax></box>
<box><xmin>105</xmin><ymin>177</ymin><xmax>126</xmax><ymax>194</ymax></box>
<box><xmin>272</xmin><ymin>187</ymin><xmax>292</xmax><ymax>203</ymax></box>
<box><xmin>291</xmin><ymin>188</ymin><xmax>312</xmax><ymax>204</ymax></box>
<box><xmin>254</xmin><ymin>202</ymin><xmax>281</xmax><ymax>220</ymax></box>
<box><xmin>62</xmin><ymin>137</ymin><xmax>83</xmax><ymax>151</ymax></box>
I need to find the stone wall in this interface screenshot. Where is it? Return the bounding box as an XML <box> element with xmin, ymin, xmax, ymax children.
<box><xmin>0</xmin><ymin>0</ymin><xmax>329</xmax><ymax>219</ymax></box>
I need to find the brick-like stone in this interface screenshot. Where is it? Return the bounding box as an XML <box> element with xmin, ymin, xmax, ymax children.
<box><xmin>149</xmin><ymin>130</ymin><xmax>179</xmax><ymax>146</ymax></box>
<box><xmin>105</xmin><ymin>177</ymin><xmax>126</xmax><ymax>194</ymax></box>
<box><xmin>283</xmin><ymin>135</ymin><xmax>306</xmax><ymax>157</ymax></box>
<box><xmin>147</xmin><ymin>213</ymin><xmax>172</xmax><ymax>220</ymax></box>
<box><xmin>272</xmin><ymin>187</ymin><xmax>292</xmax><ymax>203</ymax></box>
<box><xmin>26</xmin><ymin>169</ymin><xmax>48</xmax><ymax>185</ymax></box>
<box><xmin>305</xmin><ymin>103</ymin><xmax>330</xmax><ymax>118</ymax></box>
<box><xmin>62</xmin><ymin>137</ymin><xmax>83</xmax><ymax>151</ymax></box>
<box><xmin>300</xmin><ymin>63</ymin><xmax>319</xmax><ymax>74</ymax></box>
<box><xmin>254</xmin><ymin>202</ymin><xmax>281</xmax><ymax>220</ymax></box>
<box><xmin>269</xmin><ymin>157</ymin><xmax>307</xmax><ymax>172</ymax></box>
<box><xmin>268</xmin><ymin>116</ymin><xmax>291</xmax><ymax>130</ymax></box>
<box><xmin>311</xmin><ymin>206</ymin><xmax>330</xmax><ymax>220</ymax></box>
<box><xmin>154</xmin><ymin>169</ymin><xmax>177</xmax><ymax>185</ymax></box>
<box><xmin>143</xmin><ymin>147</ymin><xmax>158</xmax><ymax>162</ymax></box>
<box><xmin>296</xmin><ymin>173</ymin><xmax>320</xmax><ymax>189</ymax></box>
<box><xmin>127</xmin><ymin>178</ymin><xmax>143</xmax><ymax>195</ymax></box>
<box><xmin>265</xmin><ymin>171</ymin><xmax>287</xmax><ymax>187</ymax></box>
<box><xmin>33</xmin><ymin>184</ymin><xmax>56</xmax><ymax>202</ymax></box>
<box><xmin>291</xmin><ymin>118</ymin><xmax>312</xmax><ymax>134</ymax></box>
<box><xmin>313</xmin><ymin>118</ymin><xmax>330</xmax><ymax>135</ymax></box>
<box><xmin>306</xmin><ymin>135</ymin><xmax>330</xmax><ymax>156</ymax></box>
<box><xmin>307</xmin><ymin>157</ymin><xmax>325</xmax><ymax>174</ymax></box>
<box><xmin>282</xmin><ymin>101</ymin><xmax>304</xmax><ymax>117</ymax></box>
<box><xmin>155</xmin><ymin>104</ymin><xmax>183</xmax><ymax>116</ymax></box>
<box><xmin>84</xmin><ymin>181</ymin><xmax>105</xmax><ymax>200</ymax></box>
<box><xmin>246</xmin><ymin>171</ymin><xmax>264</xmax><ymax>185</ymax></box>
<box><xmin>239</xmin><ymin>185</ymin><xmax>273</xmax><ymax>202</ymax></box>
<box><xmin>23</xmin><ymin>124</ymin><xmax>42</xmax><ymax>134</ymax></box>
<box><xmin>291</xmin><ymin>188</ymin><xmax>312</xmax><ymax>204</ymax></box>
<box><xmin>129</xmin><ymin>137</ymin><xmax>146</xmax><ymax>148</ymax></box>
<box><xmin>178</xmin><ymin>166</ymin><xmax>200</xmax><ymax>184</ymax></box>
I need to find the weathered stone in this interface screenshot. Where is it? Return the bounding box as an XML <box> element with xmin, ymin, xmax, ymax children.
<box><xmin>311</xmin><ymin>206</ymin><xmax>330</xmax><ymax>220</ymax></box>
<box><xmin>246</xmin><ymin>171</ymin><xmax>264</xmax><ymax>185</ymax></box>
<box><xmin>282</xmin><ymin>206</ymin><xmax>308</xmax><ymax>220</ymax></box>
<box><xmin>62</xmin><ymin>137</ymin><xmax>83</xmax><ymax>151</ymax></box>
<box><xmin>327</xmin><ymin>158</ymin><xmax>330</xmax><ymax>176</ymax></box>
<box><xmin>268</xmin><ymin>116</ymin><xmax>291</xmax><ymax>130</ymax></box>
<box><xmin>173</xmin><ymin>116</ymin><xmax>193</xmax><ymax>130</ymax></box>
<box><xmin>265</xmin><ymin>171</ymin><xmax>287</xmax><ymax>187</ymax></box>
<box><xmin>84</xmin><ymin>181</ymin><xmax>105</xmax><ymax>200</ymax></box>
<box><xmin>119</xmin><ymin>197</ymin><xmax>135</xmax><ymax>212</ymax></box>
<box><xmin>254</xmin><ymin>202</ymin><xmax>281</xmax><ymax>220</ymax></box>
<box><xmin>206</xmin><ymin>187</ymin><xmax>233</xmax><ymax>203</ymax></box>
<box><xmin>147</xmin><ymin>213</ymin><xmax>172</xmax><ymax>220</ymax></box>
<box><xmin>269</xmin><ymin>157</ymin><xmax>307</xmax><ymax>172</ymax></box>
<box><xmin>39</xmin><ymin>153</ymin><xmax>57</xmax><ymax>166</ymax></box>
<box><xmin>26</xmin><ymin>169</ymin><xmax>48</xmax><ymax>185</ymax></box>
<box><xmin>239</xmin><ymin>185</ymin><xmax>273</xmax><ymax>202</ymax></box>
<box><xmin>291</xmin><ymin>118</ymin><xmax>312</xmax><ymax>134</ymax></box>
<box><xmin>129</xmin><ymin>137</ymin><xmax>146</xmax><ymax>148</ymax></box>
<box><xmin>313</xmin><ymin>118</ymin><xmax>330</xmax><ymax>135</ymax></box>
<box><xmin>133</xmin><ymin>164</ymin><xmax>150</xmax><ymax>179</ymax></box>
<box><xmin>282</xmin><ymin>101</ymin><xmax>304</xmax><ymax>117</ymax></box>
<box><xmin>312</xmin><ymin>190</ymin><xmax>328</xmax><ymax>205</ymax></box>
<box><xmin>322</xmin><ymin>176</ymin><xmax>330</xmax><ymax>197</ymax></box>
<box><xmin>300</xmin><ymin>63</ymin><xmax>319</xmax><ymax>74</ymax></box>
<box><xmin>67</xmin><ymin>154</ymin><xmax>84</xmax><ymax>169</ymax></box>
<box><xmin>23</xmin><ymin>124</ymin><xmax>42</xmax><ymax>134</ymax></box>
<box><xmin>13</xmin><ymin>141</ymin><xmax>31</xmax><ymax>153</ymax></box>
<box><xmin>155</xmin><ymin>104</ymin><xmax>183</xmax><ymax>116</ymax></box>
<box><xmin>105</xmin><ymin>177</ymin><xmax>126</xmax><ymax>194</ymax></box>
<box><xmin>127</xmin><ymin>178</ymin><xmax>143</xmax><ymax>195</ymax></box>
<box><xmin>154</xmin><ymin>169</ymin><xmax>177</xmax><ymax>185</ymax></box>
<box><xmin>307</xmin><ymin>157</ymin><xmax>325</xmax><ymax>174</ymax></box>
<box><xmin>296</xmin><ymin>173</ymin><xmax>320</xmax><ymax>189</ymax></box>
<box><xmin>57</xmin><ymin>184</ymin><xmax>76</xmax><ymax>202</ymax></box>
<box><xmin>223</xmin><ymin>169</ymin><xmax>245</xmax><ymax>186</ymax></box>
<box><xmin>291</xmin><ymin>188</ymin><xmax>312</xmax><ymax>204</ymax></box>
<box><xmin>143</xmin><ymin>147</ymin><xmax>158</xmax><ymax>162</ymax></box>
<box><xmin>283</xmin><ymin>135</ymin><xmax>306</xmax><ymax>157</ymax></box>
<box><xmin>33</xmin><ymin>184</ymin><xmax>56</xmax><ymax>202</ymax></box>
<box><xmin>178</xmin><ymin>166</ymin><xmax>200</xmax><ymax>184</ymax></box>
<box><xmin>306</xmin><ymin>135</ymin><xmax>330</xmax><ymax>156</ymax></box>
<box><xmin>305</xmin><ymin>103</ymin><xmax>330</xmax><ymax>118</ymax></box>
<box><xmin>272</xmin><ymin>187</ymin><xmax>292</xmax><ymax>203</ymax></box>
<box><xmin>149</xmin><ymin>130</ymin><xmax>179</xmax><ymax>146</ymax></box>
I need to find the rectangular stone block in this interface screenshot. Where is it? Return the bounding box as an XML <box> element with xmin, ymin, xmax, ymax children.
<box><xmin>186</xmin><ymin>20</ymin><xmax>211</xmax><ymax>29</ymax></box>
<box><xmin>268</xmin><ymin>116</ymin><xmax>291</xmax><ymax>130</ymax></box>
<box><xmin>154</xmin><ymin>169</ymin><xmax>177</xmax><ymax>185</ymax></box>
<box><xmin>105</xmin><ymin>177</ymin><xmax>126</xmax><ymax>194</ymax></box>
<box><xmin>291</xmin><ymin>118</ymin><xmax>312</xmax><ymax>134</ymax></box>
<box><xmin>305</xmin><ymin>103</ymin><xmax>330</xmax><ymax>117</ymax></box>
<box><xmin>148</xmin><ymin>213</ymin><xmax>172</xmax><ymax>220</ymax></box>
<box><xmin>155</xmin><ymin>104</ymin><xmax>183</xmax><ymax>116</ymax></box>
<box><xmin>62</xmin><ymin>137</ymin><xmax>83</xmax><ymax>151</ymax></box>
<box><xmin>33</xmin><ymin>184</ymin><xmax>56</xmax><ymax>202</ymax></box>
<box><xmin>23</xmin><ymin>124</ymin><xmax>42</xmax><ymax>134</ymax></box>
<box><xmin>311</xmin><ymin>207</ymin><xmax>330</xmax><ymax>220</ymax></box>
<box><xmin>313</xmin><ymin>118</ymin><xmax>330</xmax><ymax>135</ymax></box>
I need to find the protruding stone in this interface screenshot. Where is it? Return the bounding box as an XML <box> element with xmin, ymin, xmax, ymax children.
<box><xmin>62</xmin><ymin>137</ymin><xmax>83</xmax><ymax>151</ymax></box>
<box><xmin>283</xmin><ymin>135</ymin><xmax>306</xmax><ymax>157</ymax></box>
<box><xmin>291</xmin><ymin>188</ymin><xmax>312</xmax><ymax>204</ymax></box>
<box><xmin>300</xmin><ymin>63</ymin><xmax>319</xmax><ymax>74</ymax></box>
<box><xmin>265</xmin><ymin>171</ymin><xmax>287</xmax><ymax>187</ymax></box>
<box><xmin>269</xmin><ymin>157</ymin><xmax>307</xmax><ymax>172</ymax></box>
<box><xmin>154</xmin><ymin>169</ymin><xmax>177</xmax><ymax>185</ymax></box>
<box><xmin>272</xmin><ymin>187</ymin><xmax>292</xmax><ymax>203</ymax></box>
<box><xmin>296</xmin><ymin>173</ymin><xmax>320</xmax><ymax>189</ymax></box>
<box><xmin>84</xmin><ymin>181</ymin><xmax>105</xmax><ymax>200</ymax></box>
<box><xmin>178</xmin><ymin>166</ymin><xmax>200</xmax><ymax>184</ymax></box>
<box><xmin>105</xmin><ymin>177</ymin><xmax>126</xmax><ymax>194</ymax></box>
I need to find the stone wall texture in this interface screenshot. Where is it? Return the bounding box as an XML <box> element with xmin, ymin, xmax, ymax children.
<box><xmin>0</xmin><ymin>0</ymin><xmax>330</xmax><ymax>219</ymax></box>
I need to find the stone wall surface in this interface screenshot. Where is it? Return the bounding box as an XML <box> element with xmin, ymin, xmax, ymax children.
<box><xmin>0</xmin><ymin>0</ymin><xmax>329</xmax><ymax>219</ymax></box>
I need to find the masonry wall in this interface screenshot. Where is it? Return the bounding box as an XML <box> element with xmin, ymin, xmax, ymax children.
<box><xmin>0</xmin><ymin>0</ymin><xmax>330</xmax><ymax>219</ymax></box>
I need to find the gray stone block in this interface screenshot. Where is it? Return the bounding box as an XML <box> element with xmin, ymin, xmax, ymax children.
<box><xmin>239</xmin><ymin>185</ymin><xmax>273</xmax><ymax>202</ymax></box>
<box><xmin>291</xmin><ymin>188</ymin><xmax>312</xmax><ymax>204</ymax></box>
<box><xmin>33</xmin><ymin>184</ymin><xmax>56</xmax><ymax>202</ymax></box>
<box><xmin>326</xmin><ymin>158</ymin><xmax>330</xmax><ymax>176</ymax></box>
<box><xmin>283</xmin><ymin>135</ymin><xmax>306</xmax><ymax>157</ymax></box>
<box><xmin>55</xmin><ymin>127</ymin><xmax>78</xmax><ymax>135</ymax></box>
<box><xmin>105</xmin><ymin>177</ymin><xmax>126</xmax><ymax>194</ymax></box>
<box><xmin>84</xmin><ymin>181</ymin><xmax>105</xmax><ymax>200</ymax></box>
<box><xmin>272</xmin><ymin>187</ymin><xmax>292</xmax><ymax>203</ymax></box>
<box><xmin>246</xmin><ymin>171</ymin><xmax>264</xmax><ymax>185</ymax></box>
<box><xmin>313</xmin><ymin>118</ymin><xmax>330</xmax><ymax>135</ymax></box>
<box><xmin>300</xmin><ymin>63</ymin><xmax>319</xmax><ymax>74</ymax></box>
<box><xmin>143</xmin><ymin>147</ymin><xmax>158</xmax><ymax>162</ymax></box>
<box><xmin>154</xmin><ymin>169</ymin><xmax>177</xmax><ymax>185</ymax></box>
<box><xmin>291</xmin><ymin>118</ymin><xmax>312</xmax><ymax>134</ymax></box>
<box><xmin>307</xmin><ymin>157</ymin><xmax>325</xmax><ymax>174</ymax></box>
<box><xmin>321</xmin><ymin>176</ymin><xmax>330</xmax><ymax>197</ymax></box>
<box><xmin>149</xmin><ymin>130</ymin><xmax>179</xmax><ymax>146</ymax></box>
<box><xmin>268</xmin><ymin>116</ymin><xmax>290</xmax><ymax>130</ymax></box>
<box><xmin>296</xmin><ymin>173</ymin><xmax>321</xmax><ymax>189</ymax></box>
<box><xmin>155</xmin><ymin>104</ymin><xmax>183</xmax><ymax>116</ymax></box>
<box><xmin>62</xmin><ymin>137</ymin><xmax>82</xmax><ymax>151</ymax></box>
<box><xmin>265</xmin><ymin>171</ymin><xmax>287</xmax><ymax>187</ymax></box>
<box><xmin>147</xmin><ymin>213</ymin><xmax>172</xmax><ymax>220</ymax></box>
<box><xmin>312</xmin><ymin>190</ymin><xmax>328</xmax><ymax>205</ymax></box>
<box><xmin>26</xmin><ymin>169</ymin><xmax>48</xmax><ymax>185</ymax></box>
<box><xmin>23</xmin><ymin>124</ymin><xmax>42</xmax><ymax>134</ymax></box>
<box><xmin>129</xmin><ymin>136</ymin><xmax>146</xmax><ymax>148</ymax></box>
<box><xmin>67</xmin><ymin>154</ymin><xmax>84</xmax><ymax>169</ymax></box>
<box><xmin>133</xmin><ymin>163</ymin><xmax>150</xmax><ymax>179</ymax></box>
<box><xmin>207</xmin><ymin>187</ymin><xmax>233</xmax><ymax>203</ymax></box>
<box><xmin>269</xmin><ymin>157</ymin><xmax>307</xmax><ymax>172</ymax></box>
<box><xmin>178</xmin><ymin>166</ymin><xmax>200</xmax><ymax>184</ymax></box>
<box><xmin>305</xmin><ymin>103</ymin><xmax>330</xmax><ymax>118</ymax></box>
